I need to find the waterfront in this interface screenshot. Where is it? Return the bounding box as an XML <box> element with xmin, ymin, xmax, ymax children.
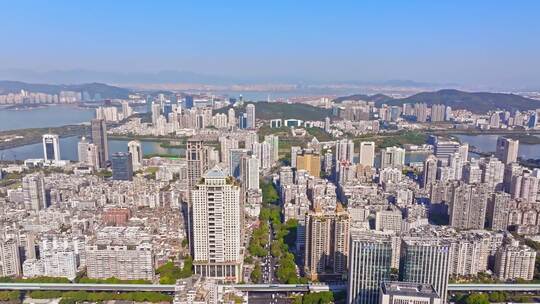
<box><xmin>0</xmin><ymin>104</ymin><xmax>148</xmax><ymax>132</ymax></box>
<box><xmin>0</xmin><ymin>136</ymin><xmax>184</xmax><ymax>161</ymax></box>
<box><xmin>0</xmin><ymin>105</ymin><xmax>95</xmax><ymax>131</ymax></box>
<box><xmin>453</xmin><ymin>134</ymin><xmax>540</xmax><ymax>160</ymax></box>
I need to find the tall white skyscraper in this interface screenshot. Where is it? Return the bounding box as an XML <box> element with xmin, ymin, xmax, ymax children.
<box><xmin>227</xmin><ymin>108</ymin><xmax>236</xmax><ymax>128</ymax></box>
<box><xmin>241</xmin><ymin>155</ymin><xmax>260</xmax><ymax>191</ymax></box>
<box><xmin>291</xmin><ymin>146</ymin><xmax>302</xmax><ymax>168</ymax></box>
<box><xmin>0</xmin><ymin>239</ymin><xmax>21</xmax><ymax>277</ymax></box>
<box><xmin>336</xmin><ymin>139</ymin><xmax>355</xmax><ymax>163</ymax></box>
<box><xmin>42</xmin><ymin>134</ymin><xmax>60</xmax><ymax>162</ymax></box>
<box><xmin>23</xmin><ymin>174</ymin><xmax>47</xmax><ymax>211</ymax></box>
<box><xmin>77</xmin><ymin>137</ymin><xmax>89</xmax><ymax>163</ymax></box>
<box><xmin>246</xmin><ymin>103</ymin><xmax>256</xmax><ymax>129</ymax></box>
<box><xmin>496</xmin><ymin>136</ymin><xmax>519</xmax><ymax>164</ymax></box>
<box><xmin>91</xmin><ymin>118</ymin><xmax>109</xmax><ymax>168</ymax></box>
<box><xmin>358</xmin><ymin>141</ymin><xmax>375</xmax><ymax>167</ymax></box>
<box><xmin>151</xmin><ymin>102</ymin><xmax>161</xmax><ymax>125</ymax></box>
<box><xmin>422</xmin><ymin>155</ymin><xmax>438</xmax><ymax>188</ymax></box>
<box><xmin>264</xmin><ymin>135</ymin><xmax>279</xmax><ymax>163</ymax></box>
<box><xmin>191</xmin><ymin>167</ymin><xmax>242</xmax><ymax>282</ymax></box>
<box><xmin>128</xmin><ymin>140</ymin><xmax>143</xmax><ymax>171</ymax></box>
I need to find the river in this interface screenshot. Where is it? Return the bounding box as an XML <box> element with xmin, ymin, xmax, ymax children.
<box><xmin>0</xmin><ymin>136</ymin><xmax>184</xmax><ymax>161</ymax></box>
<box><xmin>453</xmin><ymin>134</ymin><xmax>540</xmax><ymax>160</ymax></box>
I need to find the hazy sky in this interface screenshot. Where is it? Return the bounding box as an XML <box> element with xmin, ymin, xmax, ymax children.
<box><xmin>1</xmin><ymin>1</ymin><xmax>540</xmax><ymax>87</ymax></box>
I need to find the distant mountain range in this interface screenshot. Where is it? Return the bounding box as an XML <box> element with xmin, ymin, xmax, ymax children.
<box><xmin>0</xmin><ymin>81</ymin><xmax>131</xmax><ymax>99</ymax></box>
<box><xmin>335</xmin><ymin>89</ymin><xmax>540</xmax><ymax>113</ymax></box>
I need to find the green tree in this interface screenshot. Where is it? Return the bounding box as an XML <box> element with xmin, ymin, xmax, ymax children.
<box><xmin>261</xmin><ymin>180</ymin><xmax>279</xmax><ymax>204</ymax></box>
<box><xmin>250</xmin><ymin>262</ymin><xmax>262</xmax><ymax>283</ymax></box>
<box><xmin>302</xmin><ymin>291</ymin><xmax>334</xmax><ymax>304</ymax></box>
<box><xmin>465</xmin><ymin>293</ymin><xmax>489</xmax><ymax>304</ymax></box>
<box><xmin>488</xmin><ymin>292</ymin><xmax>507</xmax><ymax>303</ymax></box>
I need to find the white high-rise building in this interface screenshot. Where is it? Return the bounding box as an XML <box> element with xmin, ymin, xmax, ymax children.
<box><xmin>86</xmin><ymin>143</ymin><xmax>100</xmax><ymax>169</ymax></box>
<box><xmin>496</xmin><ymin>137</ymin><xmax>519</xmax><ymax>164</ymax></box>
<box><xmin>291</xmin><ymin>146</ymin><xmax>302</xmax><ymax>168</ymax></box>
<box><xmin>77</xmin><ymin>137</ymin><xmax>89</xmax><ymax>163</ymax></box>
<box><xmin>358</xmin><ymin>141</ymin><xmax>375</xmax><ymax>167</ymax></box>
<box><xmin>22</xmin><ymin>174</ymin><xmax>47</xmax><ymax>211</ymax></box>
<box><xmin>151</xmin><ymin>102</ymin><xmax>161</xmax><ymax>125</ymax></box>
<box><xmin>191</xmin><ymin>167</ymin><xmax>242</xmax><ymax>282</ymax></box>
<box><xmin>380</xmin><ymin>147</ymin><xmax>405</xmax><ymax>169</ymax></box>
<box><xmin>494</xmin><ymin>241</ymin><xmax>536</xmax><ymax>281</ymax></box>
<box><xmin>246</xmin><ymin>104</ymin><xmax>256</xmax><ymax>129</ymax></box>
<box><xmin>242</xmin><ymin>155</ymin><xmax>260</xmax><ymax>191</ymax></box>
<box><xmin>227</xmin><ymin>108</ymin><xmax>236</xmax><ymax>128</ymax></box>
<box><xmin>121</xmin><ymin>100</ymin><xmax>133</xmax><ymax>118</ymax></box>
<box><xmin>264</xmin><ymin>135</ymin><xmax>279</xmax><ymax>163</ymax></box>
<box><xmin>23</xmin><ymin>250</ymin><xmax>78</xmax><ymax>280</ymax></box>
<box><xmin>42</xmin><ymin>134</ymin><xmax>61</xmax><ymax>162</ymax></box>
<box><xmin>128</xmin><ymin>140</ymin><xmax>143</xmax><ymax>171</ymax></box>
<box><xmin>481</xmin><ymin>157</ymin><xmax>505</xmax><ymax>190</ymax></box>
<box><xmin>336</xmin><ymin>139</ymin><xmax>355</xmax><ymax>163</ymax></box>
<box><xmin>91</xmin><ymin>118</ymin><xmax>109</xmax><ymax>168</ymax></box>
<box><xmin>0</xmin><ymin>239</ymin><xmax>21</xmax><ymax>277</ymax></box>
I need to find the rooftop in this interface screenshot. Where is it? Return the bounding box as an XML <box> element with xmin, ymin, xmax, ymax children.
<box><xmin>381</xmin><ymin>281</ymin><xmax>439</xmax><ymax>298</ymax></box>
<box><xmin>204</xmin><ymin>166</ymin><xmax>226</xmax><ymax>179</ymax></box>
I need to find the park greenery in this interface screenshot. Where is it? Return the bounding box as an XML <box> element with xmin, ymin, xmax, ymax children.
<box><xmin>451</xmin><ymin>291</ymin><xmax>537</xmax><ymax>304</ymax></box>
<box><xmin>216</xmin><ymin>102</ymin><xmax>332</xmax><ymax>121</ymax></box>
<box><xmin>248</xmin><ymin>220</ymin><xmax>270</xmax><ymax>257</ymax></box>
<box><xmin>378</xmin><ymin>131</ymin><xmax>428</xmax><ymax>148</ymax></box>
<box><xmin>28</xmin><ymin>290</ymin><xmax>172</xmax><ymax>303</ymax></box>
<box><xmin>261</xmin><ymin>180</ymin><xmax>279</xmax><ymax>204</ymax></box>
<box><xmin>0</xmin><ymin>276</ymin><xmax>70</xmax><ymax>283</ymax></box>
<box><xmin>260</xmin><ymin>203</ymin><xmax>307</xmax><ymax>284</ymax></box>
<box><xmin>250</xmin><ymin>262</ymin><xmax>262</xmax><ymax>283</ymax></box>
<box><xmin>292</xmin><ymin>291</ymin><xmax>335</xmax><ymax>304</ymax></box>
<box><xmin>305</xmin><ymin>127</ymin><xmax>333</xmax><ymax>142</ymax></box>
<box><xmin>156</xmin><ymin>257</ymin><xmax>194</xmax><ymax>284</ymax></box>
<box><xmin>247</xmin><ymin>180</ymin><xmax>307</xmax><ymax>284</ymax></box>
<box><xmin>0</xmin><ymin>290</ymin><xmax>20</xmax><ymax>302</ymax></box>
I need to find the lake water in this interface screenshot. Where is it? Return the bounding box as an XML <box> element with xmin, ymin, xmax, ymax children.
<box><xmin>453</xmin><ymin>134</ymin><xmax>540</xmax><ymax>160</ymax></box>
<box><xmin>0</xmin><ymin>104</ymin><xmax>148</xmax><ymax>132</ymax></box>
<box><xmin>0</xmin><ymin>105</ymin><xmax>96</xmax><ymax>131</ymax></box>
<box><xmin>0</xmin><ymin>136</ymin><xmax>184</xmax><ymax>161</ymax></box>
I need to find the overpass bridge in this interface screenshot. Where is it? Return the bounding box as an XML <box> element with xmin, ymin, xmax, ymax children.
<box><xmin>1</xmin><ymin>282</ymin><xmax>540</xmax><ymax>293</ymax></box>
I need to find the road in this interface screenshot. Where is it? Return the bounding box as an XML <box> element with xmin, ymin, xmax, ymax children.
<box><xmin>262</xmin><ymin>220</ymin><xmax>277</xmax><ymax>284</ymax></box>
<box><xmin>249</xmin><ymin>291</ymin><xmax>293</xmax><ymax>304</ymax></box>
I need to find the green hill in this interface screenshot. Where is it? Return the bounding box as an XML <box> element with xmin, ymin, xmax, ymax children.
<box><xmin>334</xmin><ymin>89</ymin><xmax>540</xmax><ymax>113</ymax></box>
<box><xmin>216</xmin><ymin>102</ymin><xmax>332</xmax><ymax>120</ymax></box>
<box><xmin>386</xmin><ymin>89</ymin><xmax>539</xmax><ymax>113</ymax></box>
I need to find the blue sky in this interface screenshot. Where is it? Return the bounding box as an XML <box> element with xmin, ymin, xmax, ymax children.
<box><xmin>1</xmin><ymin>1</ymin><xmax>539</xmax><ymax>87</ymax></box>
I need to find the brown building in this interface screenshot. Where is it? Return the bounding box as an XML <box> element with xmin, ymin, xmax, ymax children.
<box><xmin>304</xmin><ymin>205</ymin><xmax>350</xmax><ymax>280</ymax></box>
<box><xmin>296</xmin><ymin>150</ymin><xmax>321</xmax><ymax>177</ymax></box>
<box><xmin>103</xmin><ymin>208</ymin><xmax>131</xmax><ymax>226</ymax></box>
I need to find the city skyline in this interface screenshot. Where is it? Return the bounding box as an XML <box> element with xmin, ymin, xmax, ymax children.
<box><xmin>2</xmin><ymin>2</ymin><xmax>540</xmax><ymax>303</ymax></box>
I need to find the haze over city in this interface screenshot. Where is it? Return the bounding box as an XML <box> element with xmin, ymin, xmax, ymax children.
<box><xmin>1</xmin><ymin>1</ymin><xmax>540</xmax><ymax>89</ymax></box>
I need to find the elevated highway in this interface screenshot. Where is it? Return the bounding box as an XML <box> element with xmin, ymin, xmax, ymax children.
<box><xmin>1</xmin><ymin>282</ymin><xmax>540</xmax><ymax>293</ymax></box>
